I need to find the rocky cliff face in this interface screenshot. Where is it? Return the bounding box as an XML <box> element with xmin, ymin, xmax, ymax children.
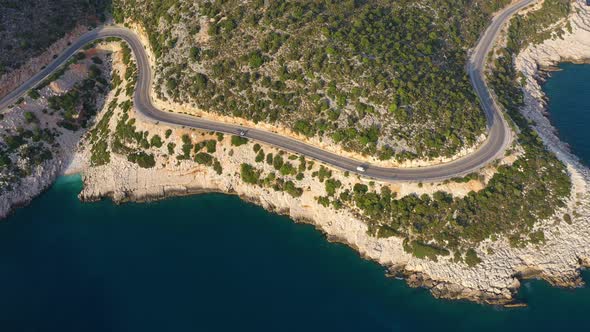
<box><xmin>76</xmin><ymin>1</ymin><xmax>590</xmax><ymax>305</ymax></box>
<box><xmin>2</xmin><ymin>0</ymin><xmax>590</xmax><ymax>306</ymax></box>
<box><xmin>77</xmin><ymin>99</ymin><xmax>589</xmax><ymax>305</ymax></box>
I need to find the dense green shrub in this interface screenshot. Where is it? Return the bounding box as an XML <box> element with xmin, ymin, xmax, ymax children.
<box><xmin>194</xmin><ymin>152</ymin><xmax>213</xmax><ymax>165</ymax></box>
<box><xmin>252</xmin><ymin>149</ymin><xmax>263</xmax><ymax>163</ymax></box>
<box><xmin>272</xmin><ymin>155</ymin><xmax>284</xmax><ymax>171</ymax></box>
<box><xmin>205</xmin><ymin>140</ymin><xmax>217</xmax><ymax>153</ymax></box>
<box><xmin>279</xmin><ymin>162</ymin><xmax>296</xmax><ymax>176</ymax></box>
<box><xmin>27</xmin><ymin>90</ymin><xmax>40</xmax><ymax>100</ymax></box>
<box><xmin>167</xmin><ymin>142</ymin><xmax>176</xmax><ymax>154</ymax></box>
<box><xmin>213</xmin><ymin>159</ymin><xmax>223</xmax><ymax>174</ymax></box>
<box><xmin>150</xmin><ymin>135</ymin><xmax>163</xmax><ymax>148</ymax></box>
<box><xmin>325</xmin><ymin>178</ymin><xmax>341</xmax><ymax>196</ymax></box>
<box><xmin>464</xmin><ymin>249</ymin><xmax>482</xmax><ymax>267</ymax></box>
<box><xmin>283</xmin><ymin>180</ymin><xmax>303</xmax><ymax>198</ymax></box>
<box><xmin>127</xmin><ymin>151</ymin><xmax>156</xmax><ymax>168</ymax></box>
<box><xmin>240</xmin><ymin>163</ymin><xmax>260</xmax><ymax>184</ymax></box>
<box><xmin>23</xmin><ymin>112</ymin><xmax>37</xmax><ymax>124</ymax></box>
<box><xmin>404</xmin><ymin>240</ymin><xmax>450</xmax><ymax>261</ymax></box>
<box><xmin>90</xmin><ymin>140</ymin><xmax>110</xmax><ymax>166</ymax></box>
<box><xmin>231</xmin><ymin>135</ymin><xmax>248</xmax><ymax>146</ymax></box>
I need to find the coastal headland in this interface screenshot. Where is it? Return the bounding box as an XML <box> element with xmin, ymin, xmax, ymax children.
<box><xmin>0</xmin><ymin>0</ymin><xmax>589</xmax><ymax>305</ymax></box>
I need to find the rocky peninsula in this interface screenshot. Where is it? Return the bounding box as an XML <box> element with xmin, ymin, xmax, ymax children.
<box><xmin>79</xmin><ymin>0</ymin><xmax>590</xmax><ymax>305</ymax></box>
<box><xmin>1</xmin><ymin>0</ymin><xmax>590</xmax><ymax>306</ymax></box>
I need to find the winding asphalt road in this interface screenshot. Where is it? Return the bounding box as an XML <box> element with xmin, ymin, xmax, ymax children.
<box><xmin>0</xmin><ymin>0</ymin><xmax>536</xmax><ymax>182</ymax></box>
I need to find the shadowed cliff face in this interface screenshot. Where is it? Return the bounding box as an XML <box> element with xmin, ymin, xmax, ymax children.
<box><xmin>0</xmin><ymin>0</ymin><xmax>111</xmax><ymax>76</ymax></box>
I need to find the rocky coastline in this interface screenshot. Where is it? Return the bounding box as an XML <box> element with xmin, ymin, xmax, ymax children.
<box><xmin>2</xmin><ymin>0</ymin><xmax>590</xmax><ymax>306</ymax></box>
<box><xmin>0</xmin><ymin>43</ymin><xmax>112</xmax><ymax>220</ymax></box>
<box><xmin>77</xmin><ymin>0</ymin><xmax>590</xmax><ymax>306</ymax></box>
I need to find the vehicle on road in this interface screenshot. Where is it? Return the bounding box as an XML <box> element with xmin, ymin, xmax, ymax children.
<box><xmin>356</xmin><ymin>166</ymin><xmax>366</xmax><ymax>173</ymax></box>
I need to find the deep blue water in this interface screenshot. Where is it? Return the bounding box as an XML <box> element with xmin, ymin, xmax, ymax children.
<box><xmin>544</xmin><ymin>63</ymin><xmax>590</xmax><ymax>164</ymax></box>
<box><xmin>0</xmin><ymin>64</ymin><xmax>589</xmax><ymax>331</ymax></box>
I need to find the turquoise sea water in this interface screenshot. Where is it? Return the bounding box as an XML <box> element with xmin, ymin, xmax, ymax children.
<box><xmin>0</xmin><ymin>64</ymin><xmax>589</xmax><ymax>331</ymax></box>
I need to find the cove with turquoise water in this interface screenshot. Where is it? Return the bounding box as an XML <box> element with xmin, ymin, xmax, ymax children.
<box><xmin>543</xmin><ymin>63</ymin><xmax>590</xmax><ymax>165</ymax></box>
<box><xmin>0</xmin><ymin>63</ymin><xmax>589</xmax><ymax>331</ymax></box>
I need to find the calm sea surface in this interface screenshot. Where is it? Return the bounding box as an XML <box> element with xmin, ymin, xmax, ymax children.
<box><xmin>543</xmin><ymin>63</ymin><xmax>590</xmax><ymax>164</ymax></box>
<box><xmin>0</xmin><ymin>64</ymin><xmax>589</xmax><ymax>331</ymax></box>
